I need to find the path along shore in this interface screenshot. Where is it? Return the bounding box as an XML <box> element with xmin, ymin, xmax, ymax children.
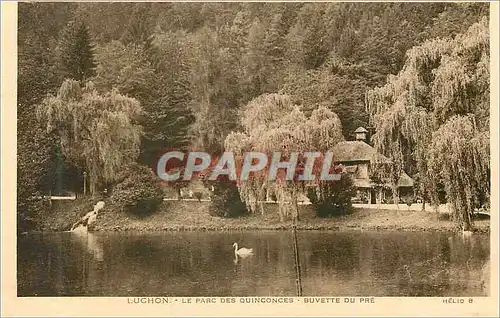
<box><xmin>38</xmin><ymin>199</ymin><xmax>490</xmax><ymax>233</ymax></box>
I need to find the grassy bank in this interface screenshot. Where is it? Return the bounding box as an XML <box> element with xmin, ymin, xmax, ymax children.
<box><xmin>38</xmin><ymin>199</ymin><xmax>490</xmax><ymax>233</ymax></box>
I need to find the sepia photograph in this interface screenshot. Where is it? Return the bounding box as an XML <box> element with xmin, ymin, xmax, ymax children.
<box><xmin>2</xmin><ymin>0</ymin><xmax>498</xmax><ymax>315</ymax></box>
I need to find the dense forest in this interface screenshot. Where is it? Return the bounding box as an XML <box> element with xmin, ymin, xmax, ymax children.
<box><xmin>18</xmin><ymin>2</ymin><xmax>489</xmax><ymax>231</ymax></box>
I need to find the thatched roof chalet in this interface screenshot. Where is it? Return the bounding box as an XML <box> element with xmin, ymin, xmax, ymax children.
<box><xmin>331</xmin><ymin>140</ymin><xmax>391</xmax><ymax>164</ymax></box>
<box><xmin>331</xmin><ymin>139</ymin><xmax>414</xmax><ymax>189</ymax></box>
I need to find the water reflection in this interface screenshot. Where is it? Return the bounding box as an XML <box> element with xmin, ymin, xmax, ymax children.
<box><xmin>71</xmin><ymin>232</ymin><xmax>104</xmax><ymax>262</ymax></box>
<box><xmin>17</xmin><ymin>231</ymin><xmax>490</xmax><ymax>297</ymax></box>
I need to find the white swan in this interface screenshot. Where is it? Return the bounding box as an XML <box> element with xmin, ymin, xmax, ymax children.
<box><xmin>233</xmin><ymin>243</ymin><xmax>253</xmax><ymax>257</ymax></box>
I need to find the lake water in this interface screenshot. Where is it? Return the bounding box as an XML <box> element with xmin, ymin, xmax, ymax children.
<box><xmin>17</xmin><ymin>230</ymin><xmax>490</xmax><ymax>297</ymax></box>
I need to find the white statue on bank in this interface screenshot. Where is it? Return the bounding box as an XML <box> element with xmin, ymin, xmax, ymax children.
<box><xmin>70</xmin><ymin>201</ymin><xmax>105</xmax><ymax>234</ymax></box>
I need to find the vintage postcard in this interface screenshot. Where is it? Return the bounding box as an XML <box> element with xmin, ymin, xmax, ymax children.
<box><xmin>1</xmin><ymin>0</ymin><xmax>499</xmax><ymax>317</ymax></box>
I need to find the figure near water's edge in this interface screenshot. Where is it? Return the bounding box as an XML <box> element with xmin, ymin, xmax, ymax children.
<box><xmin>70</xmin><ymin>201</ymin><xmax>105</xmax><ymax>234</ymax></box>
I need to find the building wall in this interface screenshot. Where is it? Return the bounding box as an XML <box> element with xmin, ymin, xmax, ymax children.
<box><xmin>345</xmin><ymin>161</ymin><xmax>415</xmax><ymax>204</ymax></box>
<box><xmin>356</xmin><ymin>163</ymin><xmax>369</xmax><ymax>179</ymax></box>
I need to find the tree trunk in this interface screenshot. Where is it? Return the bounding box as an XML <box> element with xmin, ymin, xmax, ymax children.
<box><xmin>259</xmin><ymin>201</ymin><xmax>264</xmax><ymax>215</ymax></box>
<box><xmin>392</xmin><ymin>185</ymin><xmax>399</xmax><ymax>210</ymax></box>
<box><xmin>463</xmin><ymin>205</ymin><xmax>473</xmax><ymax>232</ymax></box>
<box><xmin>259</xmin><ymin>185</ymin><xmax>266</xmax><ymax>215</ymax></box>
<box><xmin>292</xmin><ymin>187</ymin><xmax>299</xmax><ymax>222</ymax></box>
<box><xmin>89</xmin><ymin>175</ymin><xmax>96</xmax><ymax>198</ymax></box>
<box><xmin>278</xmin><ymin>203</ymin><xmax>284</xmax><ymax>222</ymax></box>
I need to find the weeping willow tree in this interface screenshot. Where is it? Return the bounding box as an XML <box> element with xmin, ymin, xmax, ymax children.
<box><xmin>366</xmin><ymin>17</ymin><xmax>489</xmax><ymax>230</ymax></box>
<box><xmin>37</xmin><ymin>79</ymin><xmax>143</xmax><ymax>196</ymax></box>
<box><xmin>225</xmin><ymin>93</ymin><xmax>344</xmax><ymax>222</ymax></box>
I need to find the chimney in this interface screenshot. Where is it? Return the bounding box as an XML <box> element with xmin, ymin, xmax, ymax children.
<box><xmin>354</xmin><ymin>127</ymin><xmax>368</xmax><ymax>142</ymax></box>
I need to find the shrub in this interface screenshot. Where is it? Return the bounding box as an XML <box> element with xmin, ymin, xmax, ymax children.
<box><xmin>205</xmin><ymin>180</ymin><xmax>248</xmax><ymax>218</ymax></box>
<box><xmin>307</xmin><ymin>173</ymin><xmax>356</xmax><ymax>217</ymax></box>
<box><xmin>110</xmin><ymin>164</ymin><xmax>164</xmax><ymax>217</ymax></box>
<box><xmin>270</xmin><ymin>193</ymin><xmax>278</xmax><ymax>202</ymax></box>
<box><xmin>193</xmin><ymin>191</ymin><xmax>203</xmax><ymax>202</ymax></box>
<box><xmin>17</xmin><ymin>195</ymin><xmax>51</xmax><ymax>232</ymax></box>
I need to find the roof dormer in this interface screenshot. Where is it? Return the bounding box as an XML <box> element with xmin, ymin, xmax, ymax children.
<box><xmin>354</xmin><ymin>126</ymin><xmax>368</xmax><ymax>142</ymax></box>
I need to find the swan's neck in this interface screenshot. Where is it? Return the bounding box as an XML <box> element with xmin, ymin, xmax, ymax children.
<box><xmin>234</xmin><ymin>244</ymin><xmax>238</xmax><ymax>253</ymax></box>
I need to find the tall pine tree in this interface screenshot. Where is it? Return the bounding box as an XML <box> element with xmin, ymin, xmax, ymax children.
<box><xmin>57</xmin><ymin>20</ymin><xmax>96</xmax><ymax>81</ymax></box>
<box><xmin>242</xmin><ymin>18</ymin><xmax>267</xmax><ymax>99</ymax></box>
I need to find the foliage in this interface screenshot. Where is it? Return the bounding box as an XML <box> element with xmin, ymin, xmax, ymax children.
<box><xmin>92</xmin><ymin>34</ymin><xmax>195</xmax><ymax>166</ymax></box>
<box><xmin>421</xmin><ymin>3</ymin><xmax>489</xmax><ymax>40</ymax></box>
<box><xmin>242</xmin><ymin>18</ymin><xmax>267</xmax><ymax>98</ymax></box>
<box><xmin>110</xmin><ymin>164</ymin><xmax>164</xmax><ymax>216</ymax></box>
<box><xmin>21</xmin><ymin>2</ymin><xmax>489</xmax><ymax>148</ymax></box>
<box><xmin>146</xmin><ymin>31</ymin><xmax>195</xmax><ymax>156</ymax></box>
<box><xmin>193</xmin><ymin>191</ymin><xmax>203</xmax><ymax>201</ymax></box>
<box><xmin>92</xmin><ymin>40</ymin><xmax>161</xmax><ymax>166</ymax></box>
<box><xmin>17</xmin><ymin>111</ymin><xmax>57</xmax><ymax>229</ymax></box>
<box><xmin>281</xmin><ymin>62</ymin><xmax>370</xmax><ymax>136</ymax></box>
<box><xmin>225</xmin><ymin>93</ymin><xmax>344</xmax><ymax>221</ymax></box>
<box><xmin>93</xmin><ymin>41</ymin><xmax>156</xmax><ymax>101</ymax></box>
<box><xmin>17</xmin><ymin>3</ymin><xmax>74</xmax><ymax>231</ymax></box>
<box><xmin>18</xmin><ymin>3</ymin><xmax>490</xmax><ymax>229</ymax></box>
<box><xmin>37</xmin><ymin>79</ymin><xmax>143</xmax><ymax>195</ymax></box>
<box><xmin>366</xmin><ymin>18</ymin><xmax>489</xmax><ymax>230</ymax></box>
<box><xmin>307</xmin><ymin>173</ymin><xmax>356</xmax><ymax>217</ymax></box>
<box><xmin>18</xmin><ymin>34</ymin><xmax>59</xmax><ymax>106</ymax></box>
<box><xmin>429</xmin><ymin>116</ymin><xmax>489</xmax><ymax>230</ymax></box>
<box><xmin>187</xmin><ymin>26</ymin><xmax>240</xmax><ymax>154</ymax></box>
<box><xmin>206</xmin><ymin>181</ymin><xmax>248</xmax><ymax>218</ymax></box>
<box><xmin>57</xmin><ymin>20</ymin><xmax>96</xmax><ymax>81</ymax></box>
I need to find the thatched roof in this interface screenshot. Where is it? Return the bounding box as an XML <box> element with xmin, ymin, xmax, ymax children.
<box><xmin>344</xmin><ymin>165</ymin><xmax>358</xmax><ymax>173</ymax></box>
<box><xmin>353</xmin><ymin>178</ymin><xmax>373</xmax><ymax>188</ymax></box>
<box><xmin>332</xmin><ymin>141</ymin><xmax>414</xmax><ymax>189</ymax></box>
<box><xmin>331</xmin><ymin>141</ymin><xmax>391</xmax><ymax>163</ymax></box>
<box><xmin>397</xmin><ymin>171</ymin><xmax>414</xmax><ymax>188</ymax></box>
<box><xmin>355</xmin><ymin>127</ymin><xmax>368</xmax><ymax>133</ymax></box>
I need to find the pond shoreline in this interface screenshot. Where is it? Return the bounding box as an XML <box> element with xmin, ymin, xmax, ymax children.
<box><xmin>37</xmin><ymin>200</ymin><xmax>490</xmax><ymax>234</ymax></box>
<box><xmin>19</xmin><ymin>225</ymin><xmax>491</xmax><ymax>298</ymax></box>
